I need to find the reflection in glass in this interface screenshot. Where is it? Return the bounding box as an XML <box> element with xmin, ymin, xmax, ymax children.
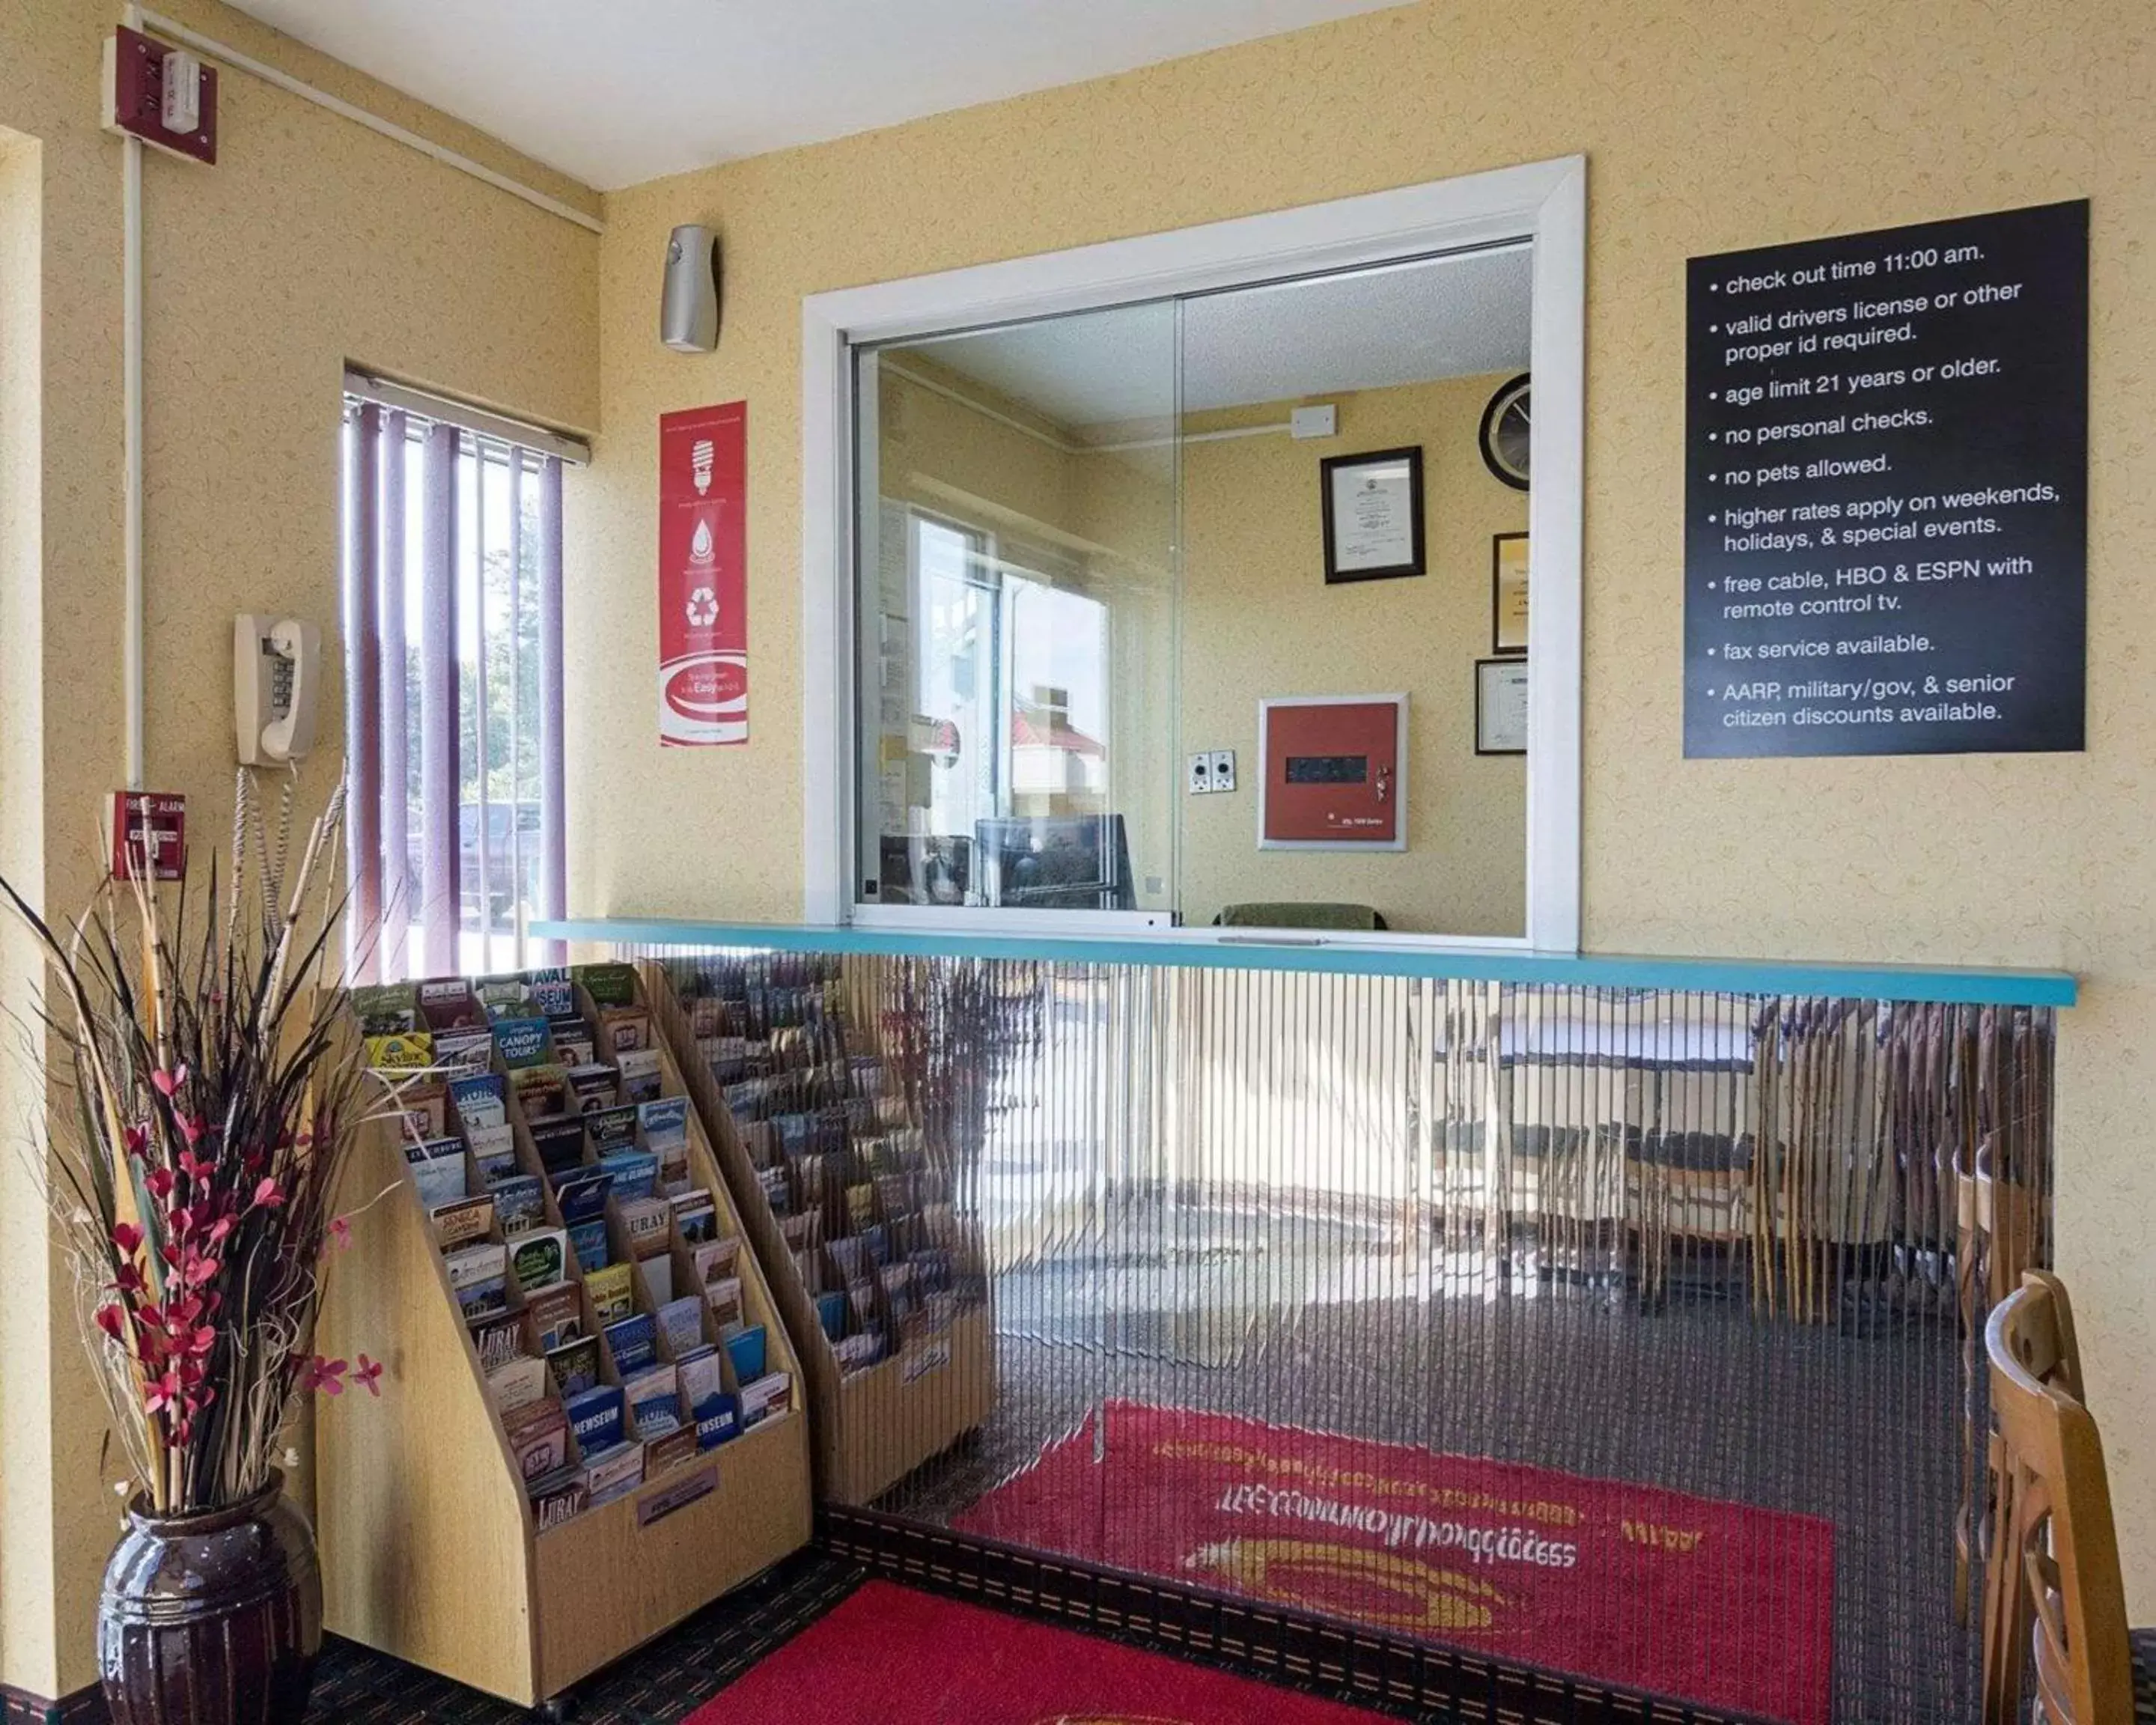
<box><xmin>853</xmin><ymin>243</ymin><xmax>1536</xmax><ymax>936</ymax></box>
<box><xmin>856</xmin><ymin>299</ymin><xmax>1179</xmax><ymax>915</ymax></box>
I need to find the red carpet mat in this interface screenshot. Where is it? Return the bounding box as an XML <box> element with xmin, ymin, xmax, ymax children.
<box><xmin>684</xmin><ymin>1580</ymin><xmax>1396</xmax><ymax>1724</ymax></box>
<box><xmin>957</xmin><ymin>1403</ymin><xmax>1833</xmax><ymax>1725</ymax></box>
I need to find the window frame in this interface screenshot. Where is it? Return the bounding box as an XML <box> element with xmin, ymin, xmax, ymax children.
<box><xmin>340</xmin><ymin>374</ymin><xmax>579</xmax><ymax>981</ymax></box>
<box><xmin>803</xmin><ymin>155</ymin><xmax>1586</xmax><ymax>953</ymax></box>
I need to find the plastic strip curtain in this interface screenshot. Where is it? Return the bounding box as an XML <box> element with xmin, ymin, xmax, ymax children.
<box><xmin>648</xmin><ymin>946</ymin><xmax>2050</xmax><ymax>1725</ymax></box>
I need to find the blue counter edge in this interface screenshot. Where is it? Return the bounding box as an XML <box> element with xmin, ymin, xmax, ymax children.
<box><xmin>532</xmin><ymin>919</ymin><xmax>2077</xmax><ymax>1008</ymax></box>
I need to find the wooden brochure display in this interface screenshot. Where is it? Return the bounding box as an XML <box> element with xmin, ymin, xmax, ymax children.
<box><xmin>645</xmin><ymin>958</ymin><xmax>994</xmax><ymax>1506</ymax></box>
<box><xmin>314</xmin><ymin>967</ymin><xmax>812</xmax><ymax>1708</ymax></box>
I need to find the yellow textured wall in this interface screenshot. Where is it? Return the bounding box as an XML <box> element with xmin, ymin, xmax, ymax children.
<box><xmin>1180</xmin><ymin>379</ymin><xmax>1528</xmax><ymax>933</ymax></box>
<box><xmin>0</xmin><ymin>0</ymin><xmax>597</xmax><ymax>1695</ymax></box>
<box><xmin>572</xmin><ymin>0</ymin><xmax>2155</xmax><ymax>1601</ymax></box>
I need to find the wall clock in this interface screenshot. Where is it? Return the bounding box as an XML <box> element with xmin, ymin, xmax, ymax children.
<box><xmin>1479</xmin><ymin>372</ymin><xmax>1530</xmax><ymax>491</ymax></box>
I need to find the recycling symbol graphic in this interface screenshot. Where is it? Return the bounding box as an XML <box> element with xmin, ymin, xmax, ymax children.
<box><xmin>686</xmin><ymin>587</ymin><xmax>719</xmax><ymax>628</ymax></box>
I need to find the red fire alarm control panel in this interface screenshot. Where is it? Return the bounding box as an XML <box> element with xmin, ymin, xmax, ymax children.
<box><xmin>104</xmin><ymin>26</ymin><xmax>219</xmax><ymax>165</ymax></box>
<box><xmin>1258</xmin><ymin>695</ymin><xmax>1407</xmax><ymax>850</ymax></box>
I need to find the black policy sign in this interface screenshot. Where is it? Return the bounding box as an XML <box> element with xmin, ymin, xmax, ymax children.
<box><xmin>1684</xmin><ymin>200</ymin><xmax>2087</xmax><ymax>758</ymax></box>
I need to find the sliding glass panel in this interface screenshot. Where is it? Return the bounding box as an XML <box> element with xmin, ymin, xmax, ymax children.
<box><xmin>854</xmin><ymin>299</ymin><xmax>1180</xmax><ymax>918</ymax></box>
<box><xmin>1176</xmin><ymin>246</ymin><xmax>1533</xmax><ymax>937</ymax></box>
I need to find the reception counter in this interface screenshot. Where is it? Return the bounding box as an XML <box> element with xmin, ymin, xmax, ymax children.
<box><xmin>534</xmin><ymin>917</ymin><xmax>2076</xmax><ymax>1007</ymax></box>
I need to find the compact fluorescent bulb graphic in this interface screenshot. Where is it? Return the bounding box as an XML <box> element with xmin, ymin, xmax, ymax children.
<box><xmin>691</xmin><ymin>438</ymin><xmax>715</xmax><ymax>495</ymax></box>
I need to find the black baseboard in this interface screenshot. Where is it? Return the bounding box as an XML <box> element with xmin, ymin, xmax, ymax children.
<box><xmin>820</xmin><ymin>1506</ymin><xmax>1766</xmax><ymax>1725</ymax></box>
<box><xmin>0</xmin><ymin>1682</ymin><xmax>106</xmax><ymax>1725</ymax></box>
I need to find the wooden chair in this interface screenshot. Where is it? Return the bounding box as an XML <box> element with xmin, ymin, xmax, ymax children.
<box><xmin>1983</xmin><ymin>1271</ymin><xmax>2156</xmax><ymax>1722</ymax></box>
<box><xmin>1958</xmin><ymin>1150</ymin><xmax>2053</xmax><ymax>1624</ymax></box>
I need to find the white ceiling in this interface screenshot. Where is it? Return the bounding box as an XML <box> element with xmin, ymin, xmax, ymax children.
<box><xmin>898</xmin><ymin>244</ymin><xmax>1533</xmax><ymax>429</ymax></box>
<box><xmin>223</xmin><ymin>0</ymin><xmax>1412</xmax><ymax>191</ymax></box>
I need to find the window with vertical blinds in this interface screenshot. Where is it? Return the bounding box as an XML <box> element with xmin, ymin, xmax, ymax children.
<box><xmin>338</xmin><ymin>380</ymin><xmax>579</xmax><ymax>982</ymax></box>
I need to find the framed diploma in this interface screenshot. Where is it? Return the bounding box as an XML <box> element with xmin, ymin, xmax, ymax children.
<box><xmin>1321</xmin><ymin>446</ymin><xmax>1425</xmax><ymax>583</ymax></box>
<box><xmin>1491</xmin><ymin>532</ymin><xmax>1529</xmax><ymax>654</ymax></box>
<box><xmin>1475</xmin><ymin>657</ymin><xmax>1529</xmax><ymax>755</ymax></box>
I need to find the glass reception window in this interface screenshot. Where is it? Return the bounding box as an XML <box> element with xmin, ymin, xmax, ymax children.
<box><xmin>853</xmin><ymin>299</ymin><xmax>1181</xmax><ymax>918</ymax></box>
<box><xmin>848</xmin><ymin>242</ymin><xmax>1535</xmax><ymax>935</ymax></box>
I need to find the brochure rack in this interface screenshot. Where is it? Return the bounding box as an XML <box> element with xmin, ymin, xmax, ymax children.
<box><xmin>314</xmin><ymin>965</ymin><xmax>812</xmax><ymax>1709</ymax></box>
<box><xmin>646</xmin><ymin>955</ymin><xmax>994</xmax><ymax>1506</ymax></box>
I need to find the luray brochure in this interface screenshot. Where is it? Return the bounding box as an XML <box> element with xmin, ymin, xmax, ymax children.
<box><xmin>356</xmin><ymin>964</ymin><xmax>796</xmax><ymax>1533</ymax></box>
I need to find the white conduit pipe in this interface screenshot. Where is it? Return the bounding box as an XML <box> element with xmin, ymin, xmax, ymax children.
<box><xmin>115</xmin><ymin>4</ymin><xmax>603</xmax><ymax>785</ymax></box>
<box><xmin>134</xmin><ymin>9</ymin><xmax>605</xmax><ymax>235</ymax></box>
<box><xmin>122</xmin><ymin>3</ymin><xmax>144</xmax><ymax>788</ymax></box>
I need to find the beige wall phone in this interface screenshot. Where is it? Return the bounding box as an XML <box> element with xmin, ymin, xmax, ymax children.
<box><xmin>234</xmin><ymin>614</ymin><xmax>321</xmax><ymax>764</ymax></box>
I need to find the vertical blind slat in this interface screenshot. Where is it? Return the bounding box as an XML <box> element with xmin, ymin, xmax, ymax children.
<box><xmin>538</xmin><ymin>454</ymin><xmax>567</xmax><ymax>964</ymax></box>
<box><xmin>342</xmin><ymin>401</ymin><xmax>383</xmax><ymax>982</ymax></box>
<box><xmin>418</xmin><ymin>421</ymin><xmax>460</xmax><ymax>973</ymax></box>
<box><xmin>377</xmin><ymin>409</ymin><xmax>410</xmax><ymax>981</ymax></box>
<box><xmin>473</xmin><ymin>436</ymin><xmax>493</xmax><ymax>975</ymax></box>
<box><xmin>510</xmin><ymin>451</ymin><xmax>527</xmax><ymax>961</ymax></box>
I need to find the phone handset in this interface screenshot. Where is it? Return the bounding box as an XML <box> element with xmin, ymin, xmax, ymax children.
<box><xmin>234</xmin><ymin>614</ymin><xmax>322</xmax><ymax>765</ymax></box>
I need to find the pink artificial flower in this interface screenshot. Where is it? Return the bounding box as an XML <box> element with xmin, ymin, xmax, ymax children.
<box><xmin>111</xmin><ymin>1221</ymin><xmax>143</xmax><ymax>1256</ymax></box>
<box><xmin>143</xmin><ymin>1168</ymin><xmax>174</xmax><ymax>1202</ymax></box>
<box><xmin>251</xmin><ymin>1177</ymin><xmax>284</xmax><ymax>1211</ymax></box>
<box><xmin>150</xmin><ymin>1064</ymin><xmax>188</xmax><ymax>1098</ymax></box>
<box><xmin>123</xmin><ymin>1122</ymin><xmax>150</xmax><ymax>1157</ymax></box>
<box><xmin>178</xmin><ymin>1116</ymin><xmax>205</xmax><ymax>1148</ymax></box>
<box><xmin>94</xmin><ymin>1303</ymin><xmax>127</xmax><ymax>1343</ymax></box>
<box><xmin>112</xmin><ymin>1263</ymin><xmax>144</xmax><ymax>1295</ymax></box>
<box><xmin>353</xmin><ymin>1354</ymin><xmax>383</xmax><ymax>1397</ymax></box>
<box><xmin>329</xmin><ymin>1216</ymin><xmax>352</xmax><ymax>1251</ymax></box>
<box><xmin>299</xmin><ymin>1355</ymin><xmax>347</xmax><ymax>1396</ymax></box>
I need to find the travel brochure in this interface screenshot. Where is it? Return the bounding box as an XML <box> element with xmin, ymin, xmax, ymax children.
<box><xmin>663</xmin><ymin>954</ymin><xmax>987</xmax><ymax>1381</ymax></box>
<box><xmin>353</xmin><ymin>961</ymin><xmax>794</xmax><ymax>1533</ymax></box>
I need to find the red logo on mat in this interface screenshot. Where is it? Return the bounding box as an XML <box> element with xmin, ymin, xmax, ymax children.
<box><xmin>959</xmin><ymin>1403</ymin><xmax>1836</xmax><ymax>1725</ymax></box>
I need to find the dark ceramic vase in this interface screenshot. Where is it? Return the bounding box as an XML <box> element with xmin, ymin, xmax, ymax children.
<box><xmin>97</xmin><ymin>1473</ymin><xmax>323</xmax><ymax>1725</ymax></box>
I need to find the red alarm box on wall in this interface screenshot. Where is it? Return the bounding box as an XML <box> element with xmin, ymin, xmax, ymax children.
<box><xmin>1258</xmin><ymin>695</ymin><xmax>1407</xmax><ymax>850</ymax></box>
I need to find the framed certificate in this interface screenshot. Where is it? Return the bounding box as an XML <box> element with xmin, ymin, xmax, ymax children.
<box><xmin>1321</xmin><ymin>446</ymin><xmax>1425</xmax><ymax>583</ymax></box>
<box><xmin>1475</xmin><ymin>657</ymin><xmax>1529</xmax><ymax>755</ymax></box>
<box><xmin>1491</xmin><ymin>531</ymin><xmax>1529</xmax><ymax>654</ymax></box>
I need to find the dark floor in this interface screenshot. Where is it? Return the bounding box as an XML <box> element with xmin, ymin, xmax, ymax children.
<box><xmin>306</xmin><ymin>1545</ymin><xmax>1446</xmax><ymax>1723</ymax></box>
<box><xmin>876</xmin><ymin>1244</ymin><xmax>1976</xmax><ymax>1725</ymax></box>
<box><xmin>308</xmin><ymin>1551</ymin><xmax>860</xmax><ymax>1724</ymax></box>
<box><xmin>309</xmin><ymin>1286</ymin><xmax>1973</xmax><ymax>1723</ymax></box>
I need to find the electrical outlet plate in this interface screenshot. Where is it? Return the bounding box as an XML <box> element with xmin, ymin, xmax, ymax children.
<box><xmin>1208</xmin><ymin>749</ymin><xmax>1237</xmax><ymax>793</ymax></box>
<box><xmin>1187</xmin><ymin>752</ymin><xmax>1213</xmax><ymax>795</ymax></box>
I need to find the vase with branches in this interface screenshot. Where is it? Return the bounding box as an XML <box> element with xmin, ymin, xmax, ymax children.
<box><xmin>3</xmin><ymin>773</ymin><xmax>390</xmax><ymax>1725</ymax></box>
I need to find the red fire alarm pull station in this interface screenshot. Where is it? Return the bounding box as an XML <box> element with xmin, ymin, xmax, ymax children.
<box><xmin>1258</xmin><ymin>696</ymin><xmax>1408</xmax><ymax>850</ymax></box>
<box><xmin>108</xmin><ymin>791</ymin><xmax>188</xmax><ymax>884</ymax></box>
<box><xmin>104</xmin><ymin>26</ymin><xmax>219</xmax><ymax>165</ymax></box>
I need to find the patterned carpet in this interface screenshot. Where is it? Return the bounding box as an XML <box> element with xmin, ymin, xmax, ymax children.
<box><xmin>879</xmin><ymin>1274</ymin><xmax>1975</xmax><ymax>1725</ymax></box>
<box><xmin>306</xmin><ymin>1551</ymin><xmax>862</xmax><ymax>1724</ymax></box>
<box><xmin>305</xmin><ymin>1547</ymin><xmax>1442</xmax><ymax>1724</ymax></box>
<box><xmin>308</xmin><ymin>1289</ymin><xmax>1972</xmax><ymax>1724</ymax></box>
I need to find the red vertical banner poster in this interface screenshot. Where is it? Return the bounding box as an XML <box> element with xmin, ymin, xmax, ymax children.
<box><xmin>658</xmin><ymin>401</ymin><xmax>749</xmax><ymax>746</ymax></box>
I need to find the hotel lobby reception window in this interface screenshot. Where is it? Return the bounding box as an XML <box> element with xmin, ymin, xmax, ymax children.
<box><xmin>845</xmin><ymin>221</ymin><xmax>1568</xmax><ymax>943</ymax></box>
